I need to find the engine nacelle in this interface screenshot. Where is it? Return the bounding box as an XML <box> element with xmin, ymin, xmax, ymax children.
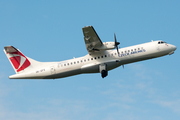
<box><xmin>97</xmin><ymin>42</ymin><xmax>115</xmax><ymax>50</ymax></box>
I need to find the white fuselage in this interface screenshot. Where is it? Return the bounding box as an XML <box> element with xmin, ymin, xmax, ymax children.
<box><xmin>9</xmin><ymin>40</ymin><xmax>177</xmax><ymax>79</ymax></box>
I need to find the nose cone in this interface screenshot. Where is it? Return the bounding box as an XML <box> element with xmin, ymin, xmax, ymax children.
<box><xmin>172</xmin><ymin>45</ymin><xmax>177</xmax><ymax>51</ymax></box>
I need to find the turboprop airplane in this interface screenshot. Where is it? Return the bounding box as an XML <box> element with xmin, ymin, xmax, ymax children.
<box><xmin>4</xmin><ymin>26</ymin><xmax>177</xmax><ymax>79</ymax></box>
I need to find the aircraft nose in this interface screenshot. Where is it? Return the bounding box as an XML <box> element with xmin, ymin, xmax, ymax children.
<box><xmin>172</xmin><ymin>45</ymin><xmax>177</xmax><ymax>51</ymax></box>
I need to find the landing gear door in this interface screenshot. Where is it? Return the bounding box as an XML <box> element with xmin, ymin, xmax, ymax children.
<box><xmin>99</xmin><ymin>63</ymin><xmax>107</xmax><ymax>72</ymax></box>
<box><xmin>99</xmin><ymin>63</ymin><xmax>108</xmax><ymax>78</ymax></box>
<box><xmin>50</xmin><ymin>66</ymin><xmax>56</xmax><ymax>75</ymax></box>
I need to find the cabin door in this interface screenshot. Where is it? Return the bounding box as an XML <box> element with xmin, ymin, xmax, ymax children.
<box><xmin>50</xmin><ymin>66</ymin><xmax>56</xmax><ymax>74</ymax></box>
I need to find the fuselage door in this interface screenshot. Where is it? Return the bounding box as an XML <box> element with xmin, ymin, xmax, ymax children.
<box><xmin>50</xmin><ymin>66</ymin><xmax>56</xmax><ymax>74</ymax></box>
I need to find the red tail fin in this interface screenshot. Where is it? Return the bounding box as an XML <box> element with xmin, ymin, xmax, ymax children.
<box><xmin>4</xmin><ymin>46</ymin><xmax>31</xmax><ymax>73</ymax></box>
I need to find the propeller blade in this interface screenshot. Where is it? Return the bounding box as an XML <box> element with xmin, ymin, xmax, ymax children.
<box><xmin>116</xmin><ymin>45</ymin><xmax>120</xmax><ymax>55</ymax></box>
<box><xmin>114</xmin><ymin>33</ymin><xmax>120</xmax><ymax>55</ymax></box>
<box><xmin>114</xmin><ymin>33</ymin><xmax>117</xmax><ymax>43</ymax></box>
<box><xmin>114</xmin><ymin>33</ymin><xmax>120</xmax><ymax>46</ymax></box>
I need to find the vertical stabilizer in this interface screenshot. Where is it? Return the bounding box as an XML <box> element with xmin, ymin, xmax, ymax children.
<box><xmin>4</xmin><ymin>46</ymin><xmax>31</xmax><ymax>73</ymax></box>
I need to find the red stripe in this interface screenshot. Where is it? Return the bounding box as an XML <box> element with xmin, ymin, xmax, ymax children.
<box><xmin>9</xmin><ymin>51</ymin><xmax>31</xmax><ymax>72</ymax></box>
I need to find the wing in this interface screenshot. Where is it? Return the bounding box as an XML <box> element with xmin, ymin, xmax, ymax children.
<box><xmin>82</xmin><ymin>26</ymin><xmax>103</xmax><ymax>53</ymax></box>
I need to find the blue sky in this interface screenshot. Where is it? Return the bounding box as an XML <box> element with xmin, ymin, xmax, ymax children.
<box><xmin>0</xmin><ymin>0</ymin><xmax>180</xmax><ymax>120</ymax></box>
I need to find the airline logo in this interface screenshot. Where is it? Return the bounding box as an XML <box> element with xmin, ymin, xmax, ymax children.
<box><xmin>9</xmin><ymin>51</ymin><xmax>30</xmax><ymax>72</ymax></box>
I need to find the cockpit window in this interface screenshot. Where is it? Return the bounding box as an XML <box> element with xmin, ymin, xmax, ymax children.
<box><xmin>158</xmin><ymin>41</ymin><xmax>166</xmax><ymax>44</ymax></box>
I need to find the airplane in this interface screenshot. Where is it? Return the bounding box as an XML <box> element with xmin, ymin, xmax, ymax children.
<box><xmin>4</xmin><ymin>26</ymin><xmax>177</xmax><ymax>79</ymax></box>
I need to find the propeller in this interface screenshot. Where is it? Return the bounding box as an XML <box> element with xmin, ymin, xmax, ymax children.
<box><xmin>114</xmin><ymin>33</ymin><xmax>124</xmax><ymax>69</ymax></box>
<box><xmin>114</xmin><ymin>33</ymin><xmax>120</xmax><ymax>55</ymax></box>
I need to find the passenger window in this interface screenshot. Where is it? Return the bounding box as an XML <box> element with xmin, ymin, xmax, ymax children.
<box><xmin>77</xmin><ymin>61</ymin><xmax>79</xmax><ymax>63</ymax></box>
<box><xmin>128</xmin><ymin>50</ymin><xmax>130</xmax><ymax>52</ymax></box>
<box><xmin>98</xmin><ymin>56</ymin><xmax>100</xmax><ymax>59</ymax></box>
<box><xmin>115</xmin><ymin>53</ymin><xmax>116</xmax><ymax>55</ymax></box>
<box><xmin>84</xmin><ymin>59</ymin><xmax>86</xmax><ymax>62</ymax></box>
<box><xmin>121</xmin><ymin>51</ymin><xmax>123</xmax><ymax>54</ymax></box>
<box><xmin>134</xmin><ymin>49</ymin><xmax>136</xmax><ymax>51</ymax></box>
<box><xmin>91</xmin><ymin>58</ymin><xmax>93</xmax><ymax>60</ymax></box>
<box><xmin>64</xmin><ymin>64</ymin><xmax>66</xmax><ymax>66</ymax></box>
<box><xmin>67</xmin><ymin>63</ymin><xmax>69</xmax><ymax>65</ymax></box>
<box><xmin>101</xmin><ymin>56</ymin><xmax>103</xmax><ymax>58</ymax></box>
<box><xmin>94</xmin><ymin>57</ymin><xmax>96</xmax><ymax>59</ymax></box>
<box><xmin>131</xmin><ymin>49</ymin><xmax>133</xmax><ymax>51</ymax></box>
<box><xmin>105</xmin><ymin>55</ymin><xmax>107</xmax><ymax>57</ymax></box>
<box><xmin>74</xmin><ymin>62</ymin><xmax>76</xmax><ymax>64</ymax></box>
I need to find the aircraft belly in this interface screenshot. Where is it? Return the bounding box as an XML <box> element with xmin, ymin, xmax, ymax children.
<box><xmin>9</xmin><ymin>72</ymin><xmax>46</xmax><ymax>79</ymax></box>
<box><xmin>44</xmin><ymin>68</ymin><xmax>82</xmax><ymax>79</ymax></box>
<box><xmin>81</xmin><ymin>64</ymin><xmax>99</xmax><ymax>73</ymax></box>
<box><xmin>81</xmin><ymin>60</ymin><xmax>121</xmax><ymax>73</ymax></box>
<box><xmin>106</xmin><ymin>61</ymin><xmax>121</xmax><ymax>71</ymax></box>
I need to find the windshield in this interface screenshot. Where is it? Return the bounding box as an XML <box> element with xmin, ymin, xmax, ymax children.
<box><xmin>158</xmin><ymin>41</ymin><xmax>167</xmax><ymax>44</ymax></box>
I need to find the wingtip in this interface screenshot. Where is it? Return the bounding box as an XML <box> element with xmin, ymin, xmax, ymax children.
<box><xmin>83</xmin><ymin>25</ymin><xmax>93</xmax><ymax>28</ymax></box>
